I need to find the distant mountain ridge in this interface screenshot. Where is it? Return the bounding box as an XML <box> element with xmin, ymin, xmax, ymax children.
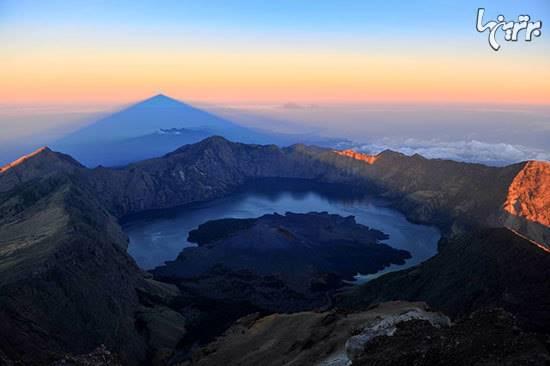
<box><xmin>0</xmin><ymin>172</ymin><xmax>186</xmax><ymax>364</ymax></box>
<box><xmin>2</xmin><ymin>136</ymin><xmax>548</xmax><ymax>247</ymax></box>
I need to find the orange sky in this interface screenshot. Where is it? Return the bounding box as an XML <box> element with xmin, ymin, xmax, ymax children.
<box><xmin>2</xmin><ymin>46</ymin><xmax>550</xmax><ymax>106</ymax></box>
<box><xmin>2</xmin><ymin>0</ymin><xmax>550</xmax><ymax>107</ymax></box>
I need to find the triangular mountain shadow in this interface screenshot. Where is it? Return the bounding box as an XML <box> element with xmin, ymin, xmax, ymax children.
<box><xmin>53</xmin><ymin>94</ymin><xmax>286</xmax><ymax>167</ymax></box>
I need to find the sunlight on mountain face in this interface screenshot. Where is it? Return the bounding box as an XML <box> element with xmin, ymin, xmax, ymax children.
<box><xmin>335</xmin><ymin>149</ymin><xmax>378</xmax><ymax>165</ymax></box>
<box><xmin>0</xmin><ymin>146</ymin><xmax>48</xmax><ymax>173</ymax></box>
<box><xmin>504</xmin><ymin>160</ymin><xmax>550</xmax><ymax>228</ymax></box>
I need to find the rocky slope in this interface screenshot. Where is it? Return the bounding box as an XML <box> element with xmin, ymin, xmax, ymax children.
<box><xmin>338</xmin><ymin>228</ymin><xmax>550</xmax><ymax>332</ymax></box>
<box><xmin>504</xmin><ymin>161</ymin><xmax>550</xmax><ymax>227</ymax></box>
<box><xmin>188</xmin><ymin>302</ymin><xmax>442</xmax><ymax>366</ymax></box>
<box><xmin>82</xmin><ymin>137</ymin><xmax>340</xmax><ymax>217</ymax></box>
<box><xmin>328</xmin><ymin>149</ymin><xmax>550</xmax><ymax>248</ymax></box>
<box><xmin>0</xmin><ymin>173</ymin><xmax>186</xmax><ymax>365</ymax></box>
<box><xmin>316</xmin><ymin>148</ymin><xmax>525</xmax><ymax>231</ymax></box>
<box><xmin>50</xmin><ymin>345</ymin><xmax>122</xmax><ymax>366</ymax></box>
<box><xmin>351</xmin><ymin>308</ymin><xmax>550</xmax><ymax>366</ymax></box>
<box><xmin>189</xmin><ymin>302</ymin><xmax>549</xmax><ymax>366</ymax></box>
<box><xmin>502</xmin><ymin>160</ymin><xmax>550</xmax><ymax>245</ymax></box>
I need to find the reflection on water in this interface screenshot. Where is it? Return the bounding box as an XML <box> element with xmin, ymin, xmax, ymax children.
<box><xmin>122</xmin><ymin>179</ymin><xmax>440</xmax><ymax>276</ymax></box>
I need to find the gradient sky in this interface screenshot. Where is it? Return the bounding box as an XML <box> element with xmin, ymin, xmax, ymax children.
<box><xmin>1</xmin><ymin>0</ymin><xmax>550</xmax><ymax>105</ymax></box>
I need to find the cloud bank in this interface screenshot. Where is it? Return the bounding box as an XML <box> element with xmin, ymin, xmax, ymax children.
<box><xmin>338</xmin><ymin>139</ymin><xmax>550</xmax><ymax>166</ymax></box>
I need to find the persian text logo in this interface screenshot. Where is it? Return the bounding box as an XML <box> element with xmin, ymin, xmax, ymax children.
<box><xmin>476</xmin><ymin>8</ymin><xmax>542</xmax><ymax>51</ymax></box>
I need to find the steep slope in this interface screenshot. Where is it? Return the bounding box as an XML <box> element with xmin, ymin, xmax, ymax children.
<box><xmin>0</xmin><ymin>173</ymin><xmax>186</xmax><ymax>365</ymax></box>
<box><xmin>315</xmin><ymin>148</ymin><xmax>524</xmax><ymax>230</ymax></box>
<box><xmin>81</xmin><ymin>137</ymin><xmax>505</xmax><ymax>224</ymax></box>
<box><xmin>504</xmin><ymin>161</ymin><xmax>550</xmax><ymax>227</ymax></box>
<box><xmin>190</xmin><ymin>302</ymin><xmax>549</xmax><ymax>366</ymax></box>
<box><xmin>338</xmin><ymin>228</ymin><xmax>550</xmax><ymax>332</ymax></box>
<box><xmin>0</xmin><ymin>174</ymin><xmax>143</xmax><ymax>364</ymax></box>
<box><xmin>83</xmin><ymin>136</ymin><xmax>340</xmax><ymax>216</ymax></box>
<box><xmin>502</xmin><ymin>160</ymin><xmax>550</xmax><ymax>245</ymax></box>
<box><xmin>318</xmin><ymin>148</ymin><xmax>549</xmax><ymax>246</ymax></box>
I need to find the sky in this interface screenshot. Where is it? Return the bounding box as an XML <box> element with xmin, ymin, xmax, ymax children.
<box><xmin>0</xmin><ymin>0</ymin><xmax>549</xmax><ymax>164</ymax></box>
<box><xmin>2</xmin><ymin>0</ymin><xmax>549</xmax><ymax>105</ymax></box>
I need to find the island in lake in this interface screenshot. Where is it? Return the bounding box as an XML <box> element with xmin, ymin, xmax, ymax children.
<box><xmin>152</xmin><ymin>212</ymin><xmax>411</xmax><ymax>313</ymax></box>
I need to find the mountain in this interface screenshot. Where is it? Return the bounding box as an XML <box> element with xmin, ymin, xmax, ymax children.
<box><xmin>502</xmin><ymin>160</ymin><xmax>550</xmax><ymax>245</ymax></box>
<box><xmin>1</xmin><ymin>137</ymin><xmax>548</xmax><ymax>247</ymax></box>
<box><xmin>78</xmin><ymin>137</ymin><xmax>547</xmax><ymax>247</ymax></box>
<box><xmin>309</xmin><ymin>148</ymin><xmax>549</xmax><ymax>246</ymax></box>
<box><xmin>0</xmin><ymin>137</ymin><xmax>548</xmax><ymax>364</ymax></box>
<box><xmin>190</xmin><ymin>303</ymin><xmax>549</xmax><ymax>366</ymax></box>
<box><xmin>53</xmin><ymin>94</ymin><xmax>286</xmax><ymax>166</ymax></box>
<box><xmin>0</xmin><ymin>171</ymin><xmax>187</xmax><ymax>364</ymax></box>
<box><xmin>7</xmin><ymin>136</ymin><xmax>547</xmax><ymax>245</ymax></box>
<box><xmin>338</xmin><ymin>228</ymin><xmax>550</xmax><ymax>332</ymax></box>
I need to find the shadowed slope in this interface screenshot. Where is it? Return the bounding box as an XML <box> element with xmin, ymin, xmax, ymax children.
<box><xmin>338</xmin><ymin>228</ymin><xmax>550</xmax><ymax>332</ymax></box>
<box><xmin>0</xmin><ymin>174</ymin><xmax>186</xmax><ymax>365</ymax></box>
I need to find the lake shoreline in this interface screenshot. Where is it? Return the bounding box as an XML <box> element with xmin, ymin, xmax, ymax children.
<box><xmin>123</xmin><ymin>178</ymin><xmax>440</xmax><ymax>276</ymax></box>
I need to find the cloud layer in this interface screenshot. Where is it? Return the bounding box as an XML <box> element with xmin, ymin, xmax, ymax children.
<box><xmin>339</xmin><ymin>139</ymin><xmax>550</xmax><ymax>166</ymax></box>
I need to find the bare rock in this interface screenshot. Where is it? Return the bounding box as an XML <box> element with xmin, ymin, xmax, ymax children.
<box><xmin>345</xmin><ymin>307</ymin><xmax>450</xmax><ymax>362</ymax></box>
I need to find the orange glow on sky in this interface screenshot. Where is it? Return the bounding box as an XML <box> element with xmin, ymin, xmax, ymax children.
<box><xmin>2</xmin><ymin>1</ymin><xmax>549</xmax><ymax>107</ymax></box>
<box><xmin>2</xmin><ymin>47</ymin><xmax>550</xmax><ymax>106</ymax></box>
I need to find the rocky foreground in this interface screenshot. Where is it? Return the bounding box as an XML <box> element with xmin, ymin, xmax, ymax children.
<box><xmin>189</xmin><ymin>302</ymin><xmax>549</xmax><ymax>366</ymax></box>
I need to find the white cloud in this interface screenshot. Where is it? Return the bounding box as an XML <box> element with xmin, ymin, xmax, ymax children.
<box><xmin>338</xmin><ymin>139</ymin><xmax>550</xmax><ymax>166</ymax></box>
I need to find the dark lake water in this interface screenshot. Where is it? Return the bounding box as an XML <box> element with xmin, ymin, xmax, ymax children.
<box><xmin>122</xmin><ymin>180</ymin><xmax>440</xmax><ymax>279</ymax></box>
